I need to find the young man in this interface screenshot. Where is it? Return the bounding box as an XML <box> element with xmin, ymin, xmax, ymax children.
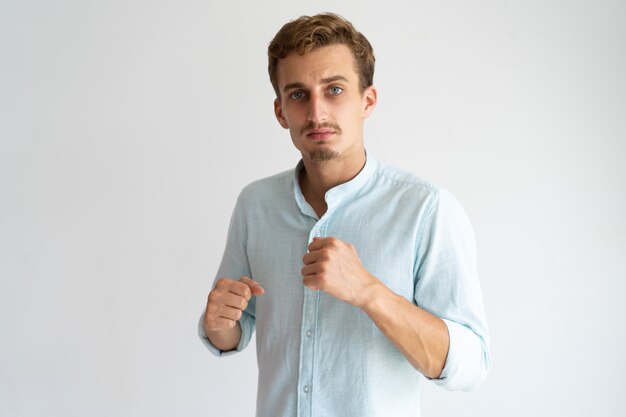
<box><xmin>199</xmin><ymin>13</ymin><xmax>490</xmax><ymax>417</ymax></box>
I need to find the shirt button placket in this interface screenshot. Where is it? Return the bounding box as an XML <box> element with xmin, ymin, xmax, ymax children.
<box><xmin>299</xmin><ymin>290</ymin><xmax>317</xmax><ymax>417</ymax></box>
<box><xmin>298</xmin><ymin>226</ymin><xmax>321</xmax><ymax>417</ymax></box>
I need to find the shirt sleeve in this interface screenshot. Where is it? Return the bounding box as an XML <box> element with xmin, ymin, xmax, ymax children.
<box><xmin>413</xmin><ymin>189</ymin><xmax>491</xmax><ymax>391</ymax></box>
<box><xmin>198</xmin><ymin>191</ymin><xmax>257</xmax><ymax>357</ymax></box>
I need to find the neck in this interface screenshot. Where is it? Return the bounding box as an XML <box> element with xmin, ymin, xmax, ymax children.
<box><xmin>299</xmin><ymin>147</ymin><xmax>366</xmax><ymax>216</ymax></box>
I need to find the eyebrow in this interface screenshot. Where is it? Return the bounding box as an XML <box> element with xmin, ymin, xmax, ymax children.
<box><xmin>321</xmin><ymin>75</ymin><xmax>349</xmax><ymax>84</ymax></box>
<box><xmin>282</xmin><ymin>75</ymin><xmax>349</xmax><ymax>92</ymax></box>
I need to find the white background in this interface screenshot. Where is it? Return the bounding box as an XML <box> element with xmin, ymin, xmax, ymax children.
<box><xmin>1</xmin><ymin>1</ymin><xmax>625</xmax><ymax>416</ymax></box>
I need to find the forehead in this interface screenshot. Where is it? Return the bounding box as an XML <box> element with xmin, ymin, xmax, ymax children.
<box><xmin>276</xmin><ymin>44</ymin><xmax>359</xmax><ymax>89</ymax></box>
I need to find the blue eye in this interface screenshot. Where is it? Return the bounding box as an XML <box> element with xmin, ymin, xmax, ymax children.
<box><xmin>329</xmin><ymin>86</ymin><xmax>343</xmax><ymax>95</ymax></box>
<box><xmin>289</xmin><ymin>91</ymin><xmax>305</xmax><ymax>100</ymax></box>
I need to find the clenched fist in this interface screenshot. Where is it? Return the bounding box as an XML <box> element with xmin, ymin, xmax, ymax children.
<box><xmin>204</xmin><ymin>276</ymin><xmax>265</xmax><ymax>333</ymax></box>
<box><xmin>302</xmin><ymin>237</ymin><xmax>379</xmax><ymax>307</ymax></box>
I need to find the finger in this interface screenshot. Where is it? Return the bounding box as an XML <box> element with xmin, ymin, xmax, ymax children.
<box><xmin>222</xmin><ymin>292</ymin><xmax>249</xmax><ymax>311</ymax></box>
<box><xmin>301</xmin><ymin>264</ymin><xmax>320</xmax><ymax>277</ymax></box>
<box><xmin>303</xmin><ymin>276</ymin><xmax>322</xmax><ymax>291</ymax></box>
<box><xmin>308</xmin><ymin>237</ymin><xmax>330</xmax><ymax>251</ymax></box>
<box><xmin>239</xmin><ymin>276</ymin><xmax>266</xmax><ymax>296</ymax></box>
<box><xmin>302</xmin><ymin>250</ymin><xmax>324</xmax><ymax>265</ymax></box>
<box><xmin>209</xmin><ymin>316</ymin><xmax>237</xmax><ymax>330</ymax></box>
<box><xmin>214</xmin><ymin>277</ymin><xmax>237</xmax><ymax>290</ymax></box>
<box><xmin>226</xmin><ymin>281</ymin><xmax>253</xmax><ymax>300</ymax></box>
<box><xmin>204</xmin><ymin>307</ymin><xmax>239</xmax><ymax>331</ymax></box>
<box><xmin>218</xmin><ymin>305</ymin><xmax>244</xmax><ymax>322</ymax></box>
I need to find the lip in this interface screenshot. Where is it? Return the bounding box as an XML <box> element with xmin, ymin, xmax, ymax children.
<box><xmin>306</xmin><ymin>129</ymin><xmax>335</xmax><ymax>140</ymax></box>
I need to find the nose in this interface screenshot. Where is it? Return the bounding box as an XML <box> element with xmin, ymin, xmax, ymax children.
<box><xmin>307</xmin><ymin>92</ymin><xmax>328</xmax><ymax>124</ymax></box>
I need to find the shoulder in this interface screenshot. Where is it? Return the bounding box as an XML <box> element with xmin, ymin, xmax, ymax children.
<box><xmin>369</xmin><ymin>161</ymin><xmax>468</xmax><ymax>217</ymax></box>
<box><xmin>370</xmin><ymin>161</ymin><xmax>440</xmax><ymax>201</ymax></box>
<box><xmin>237</xmin><ymin>167</ymin><xmax>294</xmax><ymax>206</ymax></box>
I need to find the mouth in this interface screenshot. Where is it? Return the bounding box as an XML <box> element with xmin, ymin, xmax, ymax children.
<box><xmin>306</xmin><ymin>129</ymin><xmax>336</xmax><ymax>141</ymax></box>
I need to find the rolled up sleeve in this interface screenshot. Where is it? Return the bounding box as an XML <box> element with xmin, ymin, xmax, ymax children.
<box><xmin>414</xmin><ymin>189</ymin><xmax>491</xmax><ymax>391</ymax></box>
<box><xmin>197</xmin><ymin>190</ymin><xmax>257</xmax><ymax>357</ymax></box>
<box><xmin>197</xmin><ymin>310</ymin><xmax>256</xmax><ymax>357</ymax></box>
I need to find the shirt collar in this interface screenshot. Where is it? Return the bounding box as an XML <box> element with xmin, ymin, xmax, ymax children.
<box><xmin>293</xmin><ymin>152</ymin><xmax>377</xmax><ymax>218</ymax></box>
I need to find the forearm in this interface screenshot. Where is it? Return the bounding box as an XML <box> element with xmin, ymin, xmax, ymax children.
<box><xmin>361</xmin><ymin>278</ymin><xmax>449</xmax><ymax>379</ymax></box>
<box><xmin>204</xmin><ymin>321</ymin><xmax>242</xmax><ymax>352</ymax></box>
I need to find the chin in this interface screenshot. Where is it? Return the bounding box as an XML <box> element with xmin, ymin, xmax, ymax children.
<box><xmin>308</xmin><ymin>148</ymin><xmax>340</xmax><ymax>162</ymax></box>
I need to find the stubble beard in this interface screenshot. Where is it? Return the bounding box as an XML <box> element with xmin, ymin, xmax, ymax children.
<box><xmin>301</xmin><ymin>121</ymin><xmax>342</xmax><ymax>162</ymax></box>
<box><xmin>309</xmin><ymin>147</ymin><xmax>340</xmax><ymax>162</ymax></box>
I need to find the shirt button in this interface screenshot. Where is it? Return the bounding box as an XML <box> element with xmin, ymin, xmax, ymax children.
<box><xmin>306</xmin><ymin>330</ymin><xmax>312</xmax><ymax>338</ymax></box>
<box><xmin>303</xmin><ymin>385</ymin><xmax>310</xmax><ymax>393</ymax></box>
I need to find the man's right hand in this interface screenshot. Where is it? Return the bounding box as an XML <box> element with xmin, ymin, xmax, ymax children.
<box><xmin>204</xmin><ymin>276</ymin><xmax>265</xmax><ymax>332</ymax></box>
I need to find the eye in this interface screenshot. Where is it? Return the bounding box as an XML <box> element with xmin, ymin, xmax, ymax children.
<box><xmin>289</xmin><ymin>91</ymin><xmax>305</xmax><ymax>101</ymax></box>
<box><xmin>329</xmin><ymin>86</ymin><xmax>343</xmax><ymax>96</ymax></box>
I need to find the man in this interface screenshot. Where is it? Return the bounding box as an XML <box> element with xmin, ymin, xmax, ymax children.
<box><xmin>199</xmin><ymin>13</ymin><xmax>490</xmax><ymax>417</ymax></box>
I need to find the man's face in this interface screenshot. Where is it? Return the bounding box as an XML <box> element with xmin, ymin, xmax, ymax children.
<box><xmin>273</xmin><ymin>44</ymin><xmax>377</xmax><ymax>163</ymax></box>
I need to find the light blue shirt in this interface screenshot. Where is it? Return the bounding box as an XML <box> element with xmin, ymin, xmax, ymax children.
<box><xmin>199</xmin><ymin>155</ymin><xmax>490</xmax><ymax>417</ymax></box>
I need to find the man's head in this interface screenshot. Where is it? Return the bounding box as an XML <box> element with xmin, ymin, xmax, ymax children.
<box><xmin>268</xmin><ymin>13</ymin><xmax>378</xmax><ymax>164</ymax></box>
<box><xmin>268</xmin><ymin>13</ymin><xmax>375</xmax><ymax>100</ymax></box>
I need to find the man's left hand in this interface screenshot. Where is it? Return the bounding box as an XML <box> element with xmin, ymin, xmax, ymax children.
<box><xmin>302</xmin><ymin>237</ymin><xmax>379</xmax><ymax>307</ymax></box>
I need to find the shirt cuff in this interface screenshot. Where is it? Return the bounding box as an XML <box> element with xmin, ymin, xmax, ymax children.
<box><xmin>428</xmin><ymin>319</ymin><xmax>490</xmax><ymax>391</ymax></box>
<box><xmin>197</xmin><ymin>312</ymin><xmax>254</xmax><ymax>357</ymax></box>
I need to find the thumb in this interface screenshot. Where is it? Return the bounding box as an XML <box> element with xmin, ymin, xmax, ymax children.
<box><xmin>239</xmin><ymin>276</ymin><xmax>266</xmax><ymax>296</ymax></box>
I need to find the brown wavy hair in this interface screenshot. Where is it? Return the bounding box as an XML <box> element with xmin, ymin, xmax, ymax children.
<box><xmin>268</xmin><ymin>13</ymin><xmax>375</xmax><ymax>99</ymax></box>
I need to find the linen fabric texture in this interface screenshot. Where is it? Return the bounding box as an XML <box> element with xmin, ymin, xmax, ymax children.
<box><xmin>198</xmin><ymin>155</ymin><xmax>490</xmax><ymax>417</ymax></box>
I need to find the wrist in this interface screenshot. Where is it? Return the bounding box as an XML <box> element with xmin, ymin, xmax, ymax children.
<box><xmin>205</xmin><ymin>321</ymin><xmax>242</xmax><ymax>351</ymax></box>
<box><xmin>357</xmin><ymin>274</ymin><xmax>388</xmax><ymax>311</ymax></box>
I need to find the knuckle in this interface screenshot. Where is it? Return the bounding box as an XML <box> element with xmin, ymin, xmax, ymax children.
<box><xmin>233</xmin><ymin>282</ymin><xmax>250</xmax><ymax>298</ymax></box>
<box><xmin>242</xmin><ymin>287</ymin><xmax>252</xmax><ymax>300</ymax></box>
<box><xmin>207</xmin><ymin>291</ymin><xmax>219</xmax><ymax>303</ymax></box>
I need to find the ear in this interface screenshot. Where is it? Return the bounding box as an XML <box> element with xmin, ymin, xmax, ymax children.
<box><xmin>361</xmin><ymin>86</ymin><xmax>378</xmax><ymax>119</ymax></box>
<box><xmin>274</xmin><ymin>98</ymin><xmax>289</xmax><ymax>129</ymax></box>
